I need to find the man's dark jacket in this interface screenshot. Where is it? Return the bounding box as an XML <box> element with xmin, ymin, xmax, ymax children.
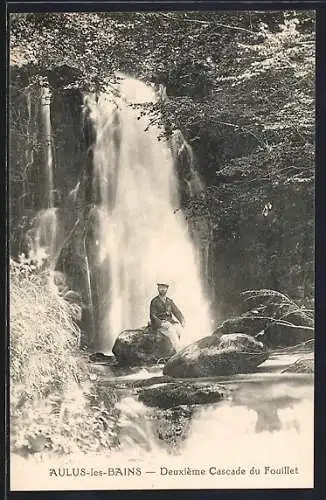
<box><xmin>150</xmin><ymin>295</ymin><xmax>184</xmax><ymax>330</ymax></box>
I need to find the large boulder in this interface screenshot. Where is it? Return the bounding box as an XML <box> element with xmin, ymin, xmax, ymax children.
<box><xmin>213</xmin><ymin>308</ymin><xmax>314</xmax><ymax>349</ymax></box>
<box><xmin>258</xmin><ymin>322</ymin><xmax>314</xmax><ymax>348</ymax></box>
<box><xmin>163</xmin><ymin>333</ymin><xmax>268</xmax><ymax>378</ymax></box>
<box><xmin>213</xmin><ymin>314</ymin><xmax>266</xmax><ymax>338</ymax></box>
<box><xmin>138</xmin><ymin>381</ymin><xmax>230</xmax><ymax>409</ymax></box>
<box><xmin>112</xmin><ymin>328</ymin><xmax>176</xmax><ymax>367</ymax></box>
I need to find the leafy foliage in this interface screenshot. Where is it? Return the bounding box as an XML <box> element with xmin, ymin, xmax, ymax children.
<box><xmin>9</xmin><ymin>10</ymin><xmax>315</xmax><ymax>183</ymax></box>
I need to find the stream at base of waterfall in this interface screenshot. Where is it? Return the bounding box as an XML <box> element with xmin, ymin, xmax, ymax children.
<box><xmin>11</xmin><ymin>350</ymin><xmax>314</xmax><ymax>490</ymax></box>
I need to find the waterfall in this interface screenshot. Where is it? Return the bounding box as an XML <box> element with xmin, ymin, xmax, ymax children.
<box><xmin>86</xmin><ymin>76</ymin><xmax>212</xmax><ymax>353</ymax></box>
<box><xmin>27</xmin><ymin>85</ymin><xmax>59</xmax><ymax>268</ymax></box>
<box><xmin>40</xmin><ymin>85</ymin><xmax>55</xmax><ymax>209</ymax></box>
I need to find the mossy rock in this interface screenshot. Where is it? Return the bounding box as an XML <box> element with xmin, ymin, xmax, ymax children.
<box><xmin>138</xmin><ymin>381</ymin><xmax>230</xmax><ymax>409</ymax></box>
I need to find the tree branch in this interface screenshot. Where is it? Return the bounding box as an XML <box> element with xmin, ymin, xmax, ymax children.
<box><xmin>252</xmin><ymin>315</ymin><xmax>314</xmax><ymax>331</ymax></box>
<box><xmin>158</xmin><ymin>12</ymin><xmax>256</xmax><ymax>34</ymax></box>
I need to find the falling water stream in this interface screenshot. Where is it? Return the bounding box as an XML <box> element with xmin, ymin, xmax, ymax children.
<box><xmin>87</xmin><ymin>76</ymin><xmax>211</xmax><ymax>352</ymax></box>
<box><xmin>27</xmin><ymin>85</ymin><xmax>59</xmax><ymax>268</ymax></box>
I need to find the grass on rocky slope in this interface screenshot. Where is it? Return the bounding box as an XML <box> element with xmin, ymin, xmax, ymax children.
<box><xmin>10</xmin><ymin>258</ymin><xmax>119</xmax><ymax>457</ymax></box>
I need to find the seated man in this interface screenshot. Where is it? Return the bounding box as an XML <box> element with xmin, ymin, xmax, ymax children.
<box><xmin>150</xmin><ymin>282</ymin><xmax>185</xmax><ymax>350</ymax></box>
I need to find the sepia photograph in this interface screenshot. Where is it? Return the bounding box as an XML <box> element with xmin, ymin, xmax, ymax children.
<box><xmin>8</xmin><ymin>7</ymin><xmax>315</xmax><ymax>491</ymax></box>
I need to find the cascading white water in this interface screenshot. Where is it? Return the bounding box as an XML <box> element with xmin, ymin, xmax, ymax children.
<box><xmin>41</xmin><ymin>85</ymin><xmax>55</xmax><ymax>210</ymax></box>
<box><xmin>87</xmin><ymin>76</ymin><xmax>212</xmax><ymax>352</ymax></box>
<box><xmin>10</xmin><ymin>355</ymin><xmax>314</xmax><ymax>490</ymax></box>
<box><xmin>27</xmin><ymin>207</ymin><xmax>58</xmax><ymax>267</ymax></box>
<box><xmin>27</xmin><ymin>85</ymin><xmax>59</xmax><ymax>268</ymax></box>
